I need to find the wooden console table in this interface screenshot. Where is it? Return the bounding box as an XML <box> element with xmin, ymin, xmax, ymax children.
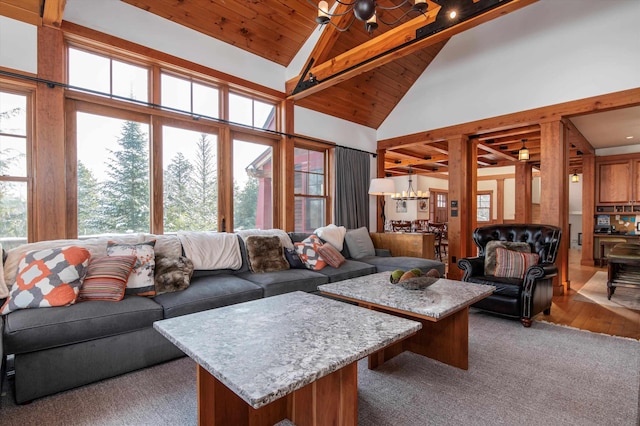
<box><xmin>370</xmin><ymin>232</ymin><xmax>436</xmax><ymax>260</ymax></box>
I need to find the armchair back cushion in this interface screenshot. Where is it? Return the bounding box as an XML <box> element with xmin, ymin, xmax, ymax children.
<box><xmin>473</xmin><ymin>224</ymin><xmax>561</xmax><ymax>264</ymax></box>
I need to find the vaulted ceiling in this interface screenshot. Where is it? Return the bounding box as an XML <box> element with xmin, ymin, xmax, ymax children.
<box><xmin>8</xmin><ymin>0</ymin><xmax>629</xmax><ymax>177</ymax></box>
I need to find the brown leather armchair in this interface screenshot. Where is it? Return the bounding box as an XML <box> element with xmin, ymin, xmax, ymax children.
<box><xmin>457</xmin><ymin>224</ymin><xmax>562</xmax><ymax>327</ymax></box>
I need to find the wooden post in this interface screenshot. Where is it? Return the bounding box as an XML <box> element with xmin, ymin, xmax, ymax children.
<box><xmin>514</xmin><ymin>161</ymin><xmax>533</xmax><ymax>223</ymax></box>
<box><xmin>447</xmin><ymin>135</ymin><xmax>476</xmax><ymax>279</ymax></box>
<box><xmin>281</xmin><ymin>99</ymin><xmax>295</xmax><ymax>231</ymax></box>
<box><xmin>375</xmin><ymin>148</ymin><xmax>386</xmax><ymax>232</ymax></box>
<box><xmin>34</xmin><ymin>26</ymin><xmax>66</xmax><ymax>241</ymax></box>
<box><xmin>581</xmin><ymin>153</ymin><xmax>595</xmax><ymax>266</ymax></box>
<box><xmin>496</xmin><ymin>178</ymin><xmax>504</xmax><ymax>223</ymax></box>
<box><xmin>539</xmin><ymin>120</ymin><xmax>570</xmax><ymax>294</ymax></box>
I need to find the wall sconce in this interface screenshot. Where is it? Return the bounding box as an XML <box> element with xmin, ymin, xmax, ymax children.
<box><xmin>571</xmin><ymin>170</ymin><xmax>580</xmax><ymax>183</ymax></box>
<box><xmin>518</xmin><ymin>139</ymin><xmax>530</xmax><ymax>162</ymax></box>
<box><xmin>368</xmin><ymin>178</ymin><xmax>396</xmax><ymax>227</ymax></box>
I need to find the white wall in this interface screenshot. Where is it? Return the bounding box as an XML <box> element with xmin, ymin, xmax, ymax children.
<box><xmin>378</xmin><ymin>0</ymin><xmax>640</xmax><ymax>139</ymax></box>
<box><xmin>64</xmin><ymin>0</ymin><xmax>285</xmax><ymax>91</ymax></box>
<box><xmin>0</xmin><ymin>16</ymin><xmax>37</xmax><ymax>73</ymax></box>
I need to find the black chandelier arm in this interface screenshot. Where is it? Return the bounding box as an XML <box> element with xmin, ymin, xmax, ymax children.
<box><xmin>322</xmin><ymin>15</ymin><xmax>358</xmax><ymax>32</ymax></box>
<box><xmin>374</xmin><ymin>0</ymin><xmax>413</xmax><ymax>11</ymax></box>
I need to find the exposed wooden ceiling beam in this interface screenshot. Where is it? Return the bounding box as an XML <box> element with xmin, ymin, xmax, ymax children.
<box><xmin>42</xmin><ymin>0</ymin><xmax>66</xmax><ymax>28</ymax></box>
<box><xmin>287</xmin><ymin>0</ymin><xmax>538</xmax><ymax>100</ymax></box>
<box><xmin>477</xmin><ymin>143</ymin><xmax>518</xmax><ymax>162</ymax></box>
<box><xmin>286</xmin><ymin>1</ymin><xmax>441</xmax><ymax>97</ymax></box>
<box><xmin>563</xmin><ymin>117</ymin><xmax>595</xmax><ymax>155</ymax></box>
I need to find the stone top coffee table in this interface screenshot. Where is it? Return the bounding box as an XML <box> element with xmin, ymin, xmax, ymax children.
<box><xmin>154</xmin><ymin>291</ymin><xmax>421</xmax><ymax>426</ymax></box>
<box><xmin>319</xmin><ymin>272</ymin><xmax>495</xmax><ymax>370</ymax></box>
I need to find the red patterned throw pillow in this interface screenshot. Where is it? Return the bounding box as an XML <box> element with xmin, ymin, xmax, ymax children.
<box><xmin>294</xmin><ymin>235</ymin><xmax>327</xmax><ymax>271</ymax></box>
<box><xmin>77</xmin><ymin>255</ymin><xmax>138</xmax><ymax>302</ymax></box>
<box><xmin>317</xmin><ymin>242</ymin><xmax>346</xmax><ymax>269</ymax></box>
<box><xmin>494</xmin><ymin>247</ymin><xmax>540</xmax><ymax>280</ymax></box>
<box><xmin>1</xmin><ymin>246</ymin><xmax>91</xmax><ymax>315</ymax></box>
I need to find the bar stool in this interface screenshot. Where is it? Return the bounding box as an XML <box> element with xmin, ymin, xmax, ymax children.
<box><xmin>599</xmin><ymin>238</ymin><xmax>626</xmax><ymax>267</ymax></box>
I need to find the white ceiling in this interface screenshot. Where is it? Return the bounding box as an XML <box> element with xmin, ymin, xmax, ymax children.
<box><xmin>570</xmin><ymin>106</ymin><xmax>640</xmax><ymax>150</ymax></box>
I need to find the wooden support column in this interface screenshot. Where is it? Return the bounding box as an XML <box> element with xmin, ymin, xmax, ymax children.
<box><xmin>514</xmin><ymin>161</ymin><xmax>533</xmax><ymax>223</ymax></box>
<box><xmin>447</xmin><ymin>135</ymin><xmax>477</xmax><ymax>280</ymax></box>
<box><xmin>496</xmin><ymin>178</ymin><xmax>504</xmax><ymax>223</ymax></box>
<box><xmin>374</xmin><ymin>148</ymin><xmax>386</xmax><ymax>232</ymax></box>
<box><xmin>581</xmin><ymin>153</ymin><xmax>595</xmax><ymax>266</ymax></box>
<box><xmin>34</xmin><ymin>26</ymin><xmax>66</xmax><ymax>241</ymax></box>
<box><xmin>539</xmin><ymin>120</ymin><xmax>570</xmax><ymax>294</ymax></box>
<box><xmin>281</xmin><ymin>100</ymin><xmax>295</xmax><ymax>231</ymax></box>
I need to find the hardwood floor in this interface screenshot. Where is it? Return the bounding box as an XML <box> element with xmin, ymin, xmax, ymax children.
<box><xmin>539</xmin><ymin>249</ymin><xmax>640</xmax><ymax>340</ymax></box>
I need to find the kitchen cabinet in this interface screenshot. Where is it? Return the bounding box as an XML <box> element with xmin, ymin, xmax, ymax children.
<box><xmin>596</xmin><ymin>156</ymin><xmax>640</xmax><ymax>211</ymax></box>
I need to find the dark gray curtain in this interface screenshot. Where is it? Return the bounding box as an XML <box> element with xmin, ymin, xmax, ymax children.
<box><xmin>334</xmin><ymin>147</ymin><xmax>370</xmax><ymax>229</ymax></box>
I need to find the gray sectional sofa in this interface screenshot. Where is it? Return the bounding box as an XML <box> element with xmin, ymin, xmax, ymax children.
<box><xmin>1</xmin><ymin>228</ymin><xmax>444</xmax><ymax>403</ymax></box>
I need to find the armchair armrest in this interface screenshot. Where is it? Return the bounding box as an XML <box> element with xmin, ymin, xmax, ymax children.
<box><xmin>522</xmin><ymin>262</ymin><xmax>558</xmax><ymax>294</ymax></box>
<box><xmin>457</xmin><ymin>256</ymin><xmax>485</xmax><ymax>281</ymax></box>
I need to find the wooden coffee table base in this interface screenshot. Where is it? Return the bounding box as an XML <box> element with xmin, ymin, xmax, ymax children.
<box><xmin>196</xmin><ymin>362</ymin><xmax>358</xmax><ymax>426</ymax></box>
<box><xmin>367</xmin><ymin>305</ymin><xmax>469</xmax><ymax>370</ymax></box>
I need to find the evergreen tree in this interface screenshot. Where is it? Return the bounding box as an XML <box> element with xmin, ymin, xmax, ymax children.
<box><xmin>0</xmin><ymin>106</ymin><xmax>27</xmax><ymax>240</ymax></box>
<box><xmin>192</xmin><ymin>133</ymin><xmax>217</xmax><ymax>230</ymax></box>
<box><xmin>101</xmin><ymin>120</ymin><xmax>150</xmax><ymax>233</ymax></box>
<box><xmin>234</xmin><ymin>176</ymin><xmax>259</xmax><ymax>230</ymax></box>
<box><xmin>164</xmin><ymin>152</ymin><xmax>194</xmax><ymax>232</ymax></box>
<box><xmin>77</xmin><ymin>161</ymin><xmax>102</xmax><ymax>236</ymax></box>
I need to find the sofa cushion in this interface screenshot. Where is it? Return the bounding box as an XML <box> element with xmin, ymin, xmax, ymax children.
<box><xmin>494</xmin><ymin>247</ymin><xmax>540</xmax><ymax>279</ymax></box>
<box><xmin>78</xmin><ymin>255</ymin><xmax>137</xmax><ymax>302</ymax></box>
<box><xmin>1</xmin><ymin>246</ymin><xmax>91</xmax><ymax>315</ymax></box>
<box><xmin>3</xmin><ymin>295</ymin><xmax>164</xmax><ymax>354</ymax></box>
<box><xmin>237</xmin><ymin>269</ymin><xmax>328</xmax><ymax>297</ymax></box>
<box><xmin>177</xmin><ymin>231</ymin><xmax>242</xmax><ymax>271</ymax></box>
<box><xmin>317</xmin><ymin>243</ymin><xmax>346</xmax><ymax>269</ymax></box>
<box><xmin>485</xmin><ymin>241</ymin><xmax>531</xmax><ymax>276</ymax></box>
<box><xmin>344</xmin><ymin>227</ymin><xmax>375</xmax><ymax>259</ymax></box>
<box><xmin>107</xmin><ymin>240</ymin><xmax>157</xmax><ymax>297</ymax></box>
<box><xmin>359</xmin><ymin>256</ymin><xmax>446</xmax><ymax>276</ymax></box>
<box><xmin>294</xmin><ymin>235</ymin><xmax>326</xmax><ymax>271</ymax></box>
<box><xmin>316</xmin><ymin>259</ymin><xmax>376</xmax><ymax>283</ymax></box>
<box><xmin>314</xmin><ymin>224</ymin><xmax>347</xmax><ymax>251</ymax></box>
<box><xmin>284</xmin><ymin>247</ymin><xmax>306</xmax><ymax>269</ymax></box>
<box><xmin>154</xmin><ymin>255</ymin><xmax>195</xmax><ymax>295</ymax></box>
<box><xmin>245</xmin><ymin>236</ymin><xmax>289</xmax><ymax>273</ymax></box>
<box><xmin>153</xmin><ymin>274</ymin><xmax>262</xmax><ymax>318</ymax></box>
<box><xmin>464</xmin><ymin>275</ymin><xmax>521</xmax><ymax>298</ymax></box>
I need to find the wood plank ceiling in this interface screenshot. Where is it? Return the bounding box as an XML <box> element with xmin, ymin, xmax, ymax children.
<box><xmin>4</xmin><ymin>0</ymin><xmax>586</xmax><ymax>176</ymax></box>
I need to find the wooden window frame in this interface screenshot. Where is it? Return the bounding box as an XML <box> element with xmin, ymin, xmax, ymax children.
<box><xmin>292</xmin><ymin>141</ymin><xmax>331</xmax><ymax>233</ymax></box>
<box><xmin>477</xmin><ymin>191</ymin><xmax>493</xmax><ymax>223</ymax></box>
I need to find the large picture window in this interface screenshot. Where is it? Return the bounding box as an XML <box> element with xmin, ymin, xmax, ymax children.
<box><xmin>163</xmin><ymin>126</ymin><xmax>218</xmax><ymax>232</ymax></box>
<box><xmin>233</xmin><ymin>137</ymin><xmax>273</xmax><ymax>230</ymax></box>
<box><xmin>0</xmin><ymin>90</ymin><xmax>29</xmax><ymax>249</ymax></box>
<box><xmin>76</xmin><ymin>112</ymin><xmax>150</xmax><ymax>236</ymax></box>
<box><xmin>294</xmin><ymin>146</ymin><xmax>327</xmax><ymax>233</ymax></box>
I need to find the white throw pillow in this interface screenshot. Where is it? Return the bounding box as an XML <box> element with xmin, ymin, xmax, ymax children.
<box><xmin>314</xmin><ymin>224</ymin><xmax>347</xmax><ymax>251</ymax></box>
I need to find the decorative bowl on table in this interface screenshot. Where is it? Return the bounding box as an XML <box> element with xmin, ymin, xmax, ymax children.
<box><xmin>395</xmin><ymin>276</ymin><xmax>439</xmax><ymax>290</ymax></box>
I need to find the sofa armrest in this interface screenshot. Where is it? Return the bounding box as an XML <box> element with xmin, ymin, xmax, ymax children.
<box><xmin>375</xmin><ymin>248</ymin><xmax>392</xmax><ymax>257</ymax></box>
<box><xmin>457</xmin><ymin>256</ymin><xmax>485</xmax><ymax>280</ymax></box>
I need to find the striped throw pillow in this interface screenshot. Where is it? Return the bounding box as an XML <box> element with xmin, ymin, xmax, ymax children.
<box><xmin>317</xmin><ymin>242</ymin><xmax>346</xmax><ymax>269</ymax></box>
<box><xmin>494</xmin><ymin>247</ymin><xmax>540</xmax><ymax>280</ymax></box>
<box><xmin>78</xmin><ymin>256</ymin><xmax>137</xmax><ymax>302</ymax></box>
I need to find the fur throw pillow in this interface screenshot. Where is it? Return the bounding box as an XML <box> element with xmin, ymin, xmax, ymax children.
<box><xmin>154</xmin><ymin>255</ymin><xmax>194</xmax><ymax>295</ymax></box>
<box><xmin>245</xmin><ymin>236</ymin><xmax>289</xmax><ymax>273</ymax></box>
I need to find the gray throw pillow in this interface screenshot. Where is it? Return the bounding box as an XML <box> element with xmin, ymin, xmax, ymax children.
<box><xmin>484</xmin><ymin>241</ymin><xmax>532</xmax><ymax>276</ymax></box>
<box><xmin>344</xmin><ymin>227</ymin><xmax>376</xmax><ymax>259</ymax></box>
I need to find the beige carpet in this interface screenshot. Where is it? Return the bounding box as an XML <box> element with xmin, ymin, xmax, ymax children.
<box><xmin>574</xmin><ymin>271</ymin><xmax>640</xmax><ymax>311</ymax></box>
<box><xmin>1</xmin><ymin>312</ymin><xmax>638</xmax><ymax>426</ymax></box>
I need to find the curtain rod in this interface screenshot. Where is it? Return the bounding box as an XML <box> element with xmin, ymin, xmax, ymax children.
<box><xmin>0</xmin><ymin>69</ymin><xmax>377</xmax><ymax>156</ymax></box>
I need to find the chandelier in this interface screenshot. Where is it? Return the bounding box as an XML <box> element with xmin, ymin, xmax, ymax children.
<box><xmin>390</xmin><ymin>165</ymin><xmax>429</xmax><ymax>200</ymax></box>
<box><xmin>312</xmin><ymin>0</ymin><xmax>428</xmax><ymax>34</ymax></box>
